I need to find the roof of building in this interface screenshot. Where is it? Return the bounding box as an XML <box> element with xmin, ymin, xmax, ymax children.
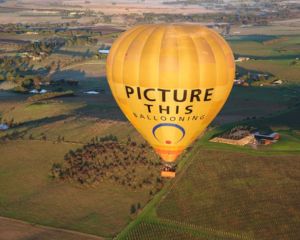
<box><xmin>0</xmin><ymin>124</ymin><xmax>9</xmax><ymax>130</ymax></box>
<box><xmin>254</xmin><ymin>132</ymin><xmax>279</xmax><ymax>138</ymax></box>
<box><xmin>98</xmin><ymin>49</ymin><xmax>110</xmax><ymax>54</ymax></box>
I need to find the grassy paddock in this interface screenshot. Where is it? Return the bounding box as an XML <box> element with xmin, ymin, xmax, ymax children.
<box><xmin>156</xmin><ymin>148</ymin><xmax>300</xmax><ymax>240</ymax></box>
<box><xmin>0</xmin><ymin>140</ymin><xmax>154</xmax><ymax>238</ymax></box>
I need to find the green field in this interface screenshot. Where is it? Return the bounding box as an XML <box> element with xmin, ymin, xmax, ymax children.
<box><xmin>228</xmin><ymin>35</ymin><xmax>300</xmax><ymax>84</ymax></box>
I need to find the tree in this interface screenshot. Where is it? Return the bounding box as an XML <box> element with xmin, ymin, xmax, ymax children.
<box><xmin>130</xmin><ymin>204</ymin><xmax>136</xmax><ymax>214</ymax></box>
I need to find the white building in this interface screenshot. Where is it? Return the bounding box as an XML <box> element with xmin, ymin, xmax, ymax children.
<box><xmin>98</xmin><ymin>49</ymin><xmax>110</xmax><ymax>54</ymax></box>
<box><xmin>0</xmin><ymin>124</ymin><xmax>9</xmax><ymax>131</ymax></box>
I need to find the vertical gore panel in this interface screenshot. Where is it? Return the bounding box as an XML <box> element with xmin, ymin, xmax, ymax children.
<box><xmin>107</xmin><ymin>27</ymin><xmax>140</xmax><ymax>86</ymax></box>
<box><xmin>111</xmin><ymin>26</ymin><xmax>147</xmax><ymax>84</ymax></box>
<box><xmin>139</xmin><ymin>25</ymin><xmax>166</xmax><ymax>88</ymax></box>
<box><xmin>204</xmin><ymin>30</ymin><xmax>229</xmax><ymax>86</ymax></box>
<box><xmin>123</xmin><ymin>26</ymin><xmax>157</xmax><ymax>86</ymax></box>
<box><xmin>176</xmin><ymin>26</ymin><xmax>200</xmax><ymax>89</ymax></box>
<box><xmin>209</xmin><ymin>29</ymin><xmax>235</xmax><ymax>69</ymax></box>
<box><xmin>192</xmin><ymin>30</ymin><xmax>216</xmax><ymax>89</ymax></box>
<box><xmin>158</xmin><ymin>25</ymin><xmax>179</xmax><ymax>89</ymax></box>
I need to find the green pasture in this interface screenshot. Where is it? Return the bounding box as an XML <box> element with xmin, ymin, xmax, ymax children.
<box><xmin>228</xmin><ymin>35</ymin><xmax>300</xmax><ymax>84</ymax></box>
<box><xmin>228</xmin><ymin>35</ymin><xmax>300</xmax><ymax>57</ymax></box>
<box><xmin>238</xmin><ymin>59</ymin><xmax>300</xmax><ymax>83</ymax></box>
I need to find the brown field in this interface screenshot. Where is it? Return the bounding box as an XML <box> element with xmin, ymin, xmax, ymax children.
<box><xmin>2</xmin><ymin>0</ymin><xmax>218</xmax><ymax>15</ymax></box>
<box><xmin>157</xmin><ymin>149</ymin><xmax>300</xmax><ymax>240</ymax></box>
<box><xmin>231</xmin><ymin>20</ymin><xmax>300</xmax><ymax>35</ymax></box>
<box><xmin>0</xmin><ymin>140</ymin><xmax>155</xmax><ymax>237</ymax></box>
<box><xmin>0</xmin><ymin>216</ymin><xmax>103</xmax><ymax>240</ymax></box>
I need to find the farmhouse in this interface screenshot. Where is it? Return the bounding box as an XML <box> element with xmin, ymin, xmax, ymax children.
<box><xmin>210</xmin><ymin>126</ymin><xmax>280</xmax><ymax>147</ymax></box>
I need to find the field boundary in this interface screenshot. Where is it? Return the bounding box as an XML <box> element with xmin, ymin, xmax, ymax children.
<box><xmin>154</xmin><ymin>218</ymin><xmax>255</xmax><ymax>240</ymax></box>
<box><xmin>115</xmin><ymin>141</ymin><xmax>206</xmax><ymax>239</ymax></box>
<box><xmin>0</xmin><ymin>216</ymin><xmax>104</xmax><ymax>240</ymax></box>
<box><xmin>61</xmin><ymin>60</ymin><xmax>105</xmax><ymax>71</ymax></box>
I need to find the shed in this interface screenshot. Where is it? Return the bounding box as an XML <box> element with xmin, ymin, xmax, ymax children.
<box><xmin>254</xmin><ymin>131</ymin><xmax>280</xmax><ymax>141</ymax></box>
<box><xmin>98</xmin><ymin>49</ymin><xmax>110</xmax><ymax>54</ymax></box>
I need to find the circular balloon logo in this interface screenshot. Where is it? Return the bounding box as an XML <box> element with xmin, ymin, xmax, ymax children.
<box><xmin>152</xmin><ymin>123</ymin><xmax>185</xmax><ymax>145</ymax></box>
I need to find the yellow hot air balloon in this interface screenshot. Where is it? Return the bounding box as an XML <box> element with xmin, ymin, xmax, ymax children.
<box><xmin>106</xmin><ymin>24</ymin><xmax>235</xmax><ymax>167</ymax></box>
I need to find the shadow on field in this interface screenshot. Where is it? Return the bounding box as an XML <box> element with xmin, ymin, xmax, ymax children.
<box><xmin>236</xmin><ymin>65</ymin><xmax>275</xmax><ymax>76</ymax></box>
<box><xmin>215</xmin><ymin>83</ymin><xmax>300</xmax><ymax>127</ymax></box>
<box><xmin>55</xmin><ymin>49</ymin><xmax>93</xmax><ymax>57</ymax></box>
<box><xmin>13</xmin><ymin>115</ymin><xmax>71</xmax><ymax>133</ymax></box>
<box><xmin>51</xmin><ymin>70</ymin><xmax>87</xmax><ymax>81</ymax></box>
<box><xmin>72</xmin><ymin>102</ymin><xmax>127</xmax><ymax>121</ymax></box>
<box><xmin>50</xmin><ymin>71</ymin><xmax>110</xmax><ymax>91</ymax></box>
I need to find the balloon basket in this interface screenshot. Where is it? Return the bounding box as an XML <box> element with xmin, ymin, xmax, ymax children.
<box><xmin>160</xmin><ymin>163</ymin><xmax>176</xmax><ymax>178</ymax></box>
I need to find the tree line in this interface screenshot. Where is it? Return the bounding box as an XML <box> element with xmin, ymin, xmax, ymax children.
<box><xmin>51</xmin><ymin>135</ymin><xmax>165</xmax><ymax>196</ymax></box>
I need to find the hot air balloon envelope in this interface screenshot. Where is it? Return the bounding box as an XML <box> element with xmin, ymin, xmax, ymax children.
<box><xmin>106</xmin><ymin>24</ymin><xmax>235</xmax><ymax>162</ymax></box>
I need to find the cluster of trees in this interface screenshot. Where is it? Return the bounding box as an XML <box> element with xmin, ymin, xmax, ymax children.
<box><xmin>51</xmin><ymin>135</ymin><xmax>164</xmax><ymax>194</ymax></box>
<box><xmin>129</xmin><ymin>8</ymin><xmax>297</xmax><ymax>26</ymax></box>
<box><xmin>21</xmin><ymin>37</ymin><xmax>66</xmax><ymax>57</ymax></box>
<box><xmin>0</xmin><ymin>37</ymin><xmax>70</xmax><ymax>89</ymax></box>
<box><xmin>64</xmin><ymin>35</ymin><xmax>98</xmax><ymax>47</ymax></box>
<box><xmin>0</xmin><ymin>56</ymin><xmax>49</xmax><ymax>91</ymax></box>
<box><xmin>220</xmin><ymin>125</ymin><xmax>256</xmax><ymax>140</ymax></box>
<box><xmin>0</xmin><ymin>129</ymin><xmax>27</xmax><ymax>142</ymax></box>
<box><xmin>130</xmin><ymin>203</ymin><xmax>142</xmax><ymax>215</ymax></box>
<box><xmin>0</xmin><ymin>22</ymin><xmax>81</xmax><ymax>34</ymax></box>
<box><xmin>0</xmin><ymin>34</ymin><xmax>97</xmax><ymax>91</ymax></box>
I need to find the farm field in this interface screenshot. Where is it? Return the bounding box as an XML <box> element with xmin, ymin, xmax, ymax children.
<box><xmin>0</xmin><ymin>216</ymin><xmax>104</xmax><ymax>240</ymax></box>
<box><xmin>1</xmin><ymin>40</ymin><xmax>300</xmax><ymax>239</ymax></box>
<box><xmin>0</xmin><ymin>140</ymin><xmax>157</xmax><ymax>238</ymax></box>
<box><xmin>117</xmin><ymin>121</ymin><xmax>300</xmax><ymax>240</ymax></box>
<box><xmin>0</xmin><ymin>4</ymin><xmax>300</xmax><ymax>239</ymax></box>
<box><xmin>238</xmin><ymin>60</ymin><xmax>300</xmax><ymax>84</ymax></box>
<box><xmin>155</xmin><ymin>149</ymin><xmax>300</xmax><ymax>240</ymax></box>
<box><xmin>228</xmin><ymin>35</ymin><xmax>300</xmax><ymax>84</ymax></box>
